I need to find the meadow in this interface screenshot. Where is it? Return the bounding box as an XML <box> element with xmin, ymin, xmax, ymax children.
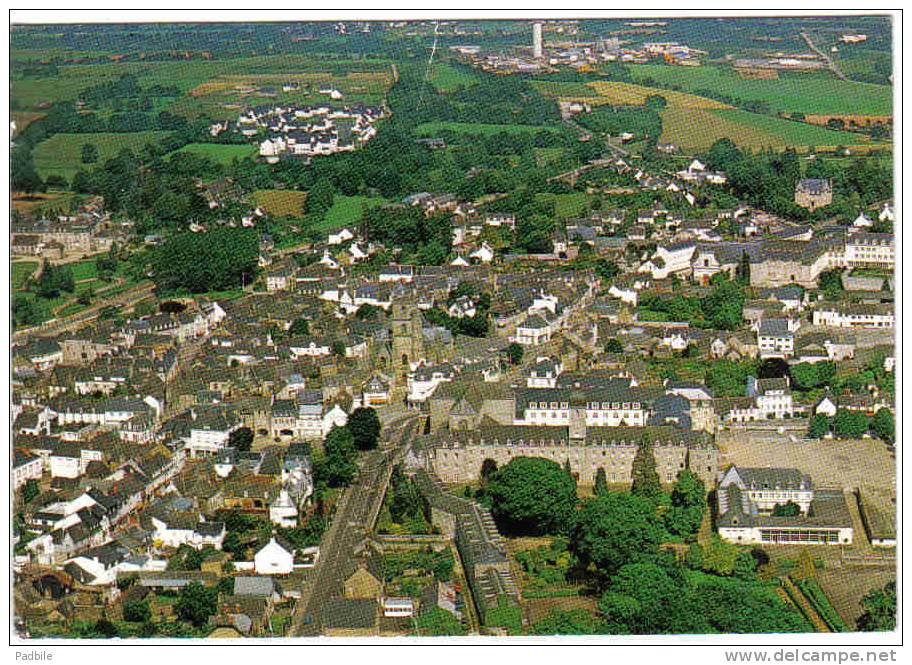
<box><xmin>566</xmin><ymin>80</ymin><xmax>882</xmax><ymax>152</ymax></box>
<box><xmin>535</xmin><ymin>191</ymin><xmax>592</xmax><ymax>218</ymax></box>
<box><xmin>313</xmin><ymin>194</ymin><xmax>388</xmax><ymax>232</ymax></box>
<box><xmin>170</xmin><ymin>143</ymin><xmax>257</xmax><ymax>166</ymax></box>
<box><xmin>415</xmin><ymin>121</ymin><xmax>562</xmax><ymax>136</ymax></box>
<box><xmin>11</xmin><ymin>55</ymin><xmax>394</xmax><ymax>112</ymax></box>
<box><xmin>429</xmin><ymin>63</ymin><xmax>480</xmax><ymax>92</ymax></box>
<box><xmin>32</xmin><ymin>131</ymin><xmax>172</xmax><ymax>182</ymax></box>
<box><xmin>630</xmin><ymin>64</ymin><xmax>893</xmax><ymax>116</ymax></box>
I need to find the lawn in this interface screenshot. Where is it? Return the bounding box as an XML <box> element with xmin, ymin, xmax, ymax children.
<box><xmin>32</xmin><ymin>131</ymin><xmax>172</xmax><ymax>182</ymax></box>
<box><xmin>169</xmin><ymin>143</ymin><xmax>257</xmax><ymax>166</ymax></box>
<box><xmin>252</xmin><ymin>189</ymin><xmax>309</xmax><ymax>217</ymax></box>
<box><xmin>535</xmin><ymin>191</ymin><xmax>591</xmax><ymax>218</ymax></box>
<box><xmin>69</xmin><ymin>257</ymin><xmax>100</xmax><ymax>281</ymax></box>
<box><xmin>429</xmin><ymin>62</ymin><xmax>480</xmax><ymax>92</ymax></box>
<box><xmin>11</xmin><ymin>261</ymin><xmax>38</xmax><ymax>290</ymax></box>
<box><xmin>631</xmin><ymin>64</ymin><xmax>893</xmax><ymax>116</ymax></box>
<box><xmin>415</xmin><ymin>121</ymin><xmax>562</xmax><ymax>136</ymax></box>
<box><xmin>313</xmin><ymin>195</ymin><xmax>388</xmax><ymax>232</ymax></box>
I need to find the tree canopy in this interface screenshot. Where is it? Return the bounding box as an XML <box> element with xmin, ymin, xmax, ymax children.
<box><xmin>486</xmin><ymin>457</ymin><xmax>578</xmax><ymax>536</ymax></box>
<box><xmin>570</xmin><ymin>492</ymin><xmax>664</xmax><ymax>582</ymax></box>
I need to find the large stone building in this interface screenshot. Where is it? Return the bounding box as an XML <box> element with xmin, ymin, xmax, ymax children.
<box><xmin>794</xmin><ymin>178</ymin><xmax>832</xmax><ymax>210</ymax></box>
<box><xmin>421</xmin><ymin>419</ymin><xmax>719</xmax><ymax>487</ymax></box>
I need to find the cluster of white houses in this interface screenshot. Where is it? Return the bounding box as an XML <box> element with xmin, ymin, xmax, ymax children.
<box><xmin>243</xmin><ymin>103</ymin><xmax>382</xmax><ymax>162</ymax></box>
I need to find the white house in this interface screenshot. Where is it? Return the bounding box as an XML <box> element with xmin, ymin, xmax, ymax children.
<box><xmin>513</xmin><ymin>314</ymin><xmax>551</xmax><ymax>346</ymax></box>
<box><xmin>814</xmin><ymin>395</ymin><xmax>838</xmax><ymax>417</ymax></box>
<box><xmin>269</xmin><ymin>490</ymin><xmax>299</xmax><ymax>528</ymax></box>
<box><xmin>254</xmin><ymin>537</ymin><xmax>294</xmax><ymax>575</ymax></box>
<box><xmin>469</xmin><ymin>242</ymin><xmax>495</xmax><ymax>264</ymax></box>
<box><xmin>328</xmin><ymin>228</ymin><xmax>355</xmax><ymax>245</ymax></box>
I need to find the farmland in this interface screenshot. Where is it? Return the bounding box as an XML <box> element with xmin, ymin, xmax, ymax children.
<box><xmin>552</xmin><ymin>81</ymin><xmax>883</xmax><ymax>152</ymax></box>
<box><xmin>32</xmin><ymin>131</ymin><xmax>172</xmax><ymax>182</ymax></box>
<box><xmin>11</xmin><ymin>55</ymin><xmax>395</xmax><ymax>112</ymax></box>
<box><xmin>170</xmin><ymin>143</ymin><xmax>257</xmax><ymax>166</ymax></box>
<box><xmin>252</xmin><ymin>189</ymin><xmax>309</xmax><ymax>217</ymax></box>
<box><xmin>630</xmin><ymin>64</ymin><xmax>893</xmax><ymax>116</ymax></box>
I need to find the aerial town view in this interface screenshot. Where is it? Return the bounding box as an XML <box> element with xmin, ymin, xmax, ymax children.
<box><xmin>8</xmin><ymin>13</ymin><xmax>898</xmax><ymax>645</ymax></box>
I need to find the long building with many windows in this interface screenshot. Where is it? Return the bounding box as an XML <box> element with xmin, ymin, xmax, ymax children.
<box><xmin>716</xmin><ymin>466</ymin><xmax>853</xmax><ymax>545</ymax></box>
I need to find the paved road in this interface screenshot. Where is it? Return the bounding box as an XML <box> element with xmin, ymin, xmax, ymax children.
<box><xmin>290</xmin><ymin>412</ymin><xmax>422</xmax><ymax>636</ymax></box>
<box><xmin>800</xmin><ymin>31</ymin><xmax>847</xmax><ymax>81</ymax></box>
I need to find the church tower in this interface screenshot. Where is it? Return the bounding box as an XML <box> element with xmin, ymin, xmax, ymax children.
<box><xmin>391</xmin><ymin>299</ymin><xmax>423</xmax><ymax>374</ymax></box>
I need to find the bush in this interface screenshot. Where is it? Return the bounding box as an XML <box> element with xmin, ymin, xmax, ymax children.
<box><xmin>794</xmin><ymin>578</ymin><xmax>849</xmax><ymax>632</ymax></box>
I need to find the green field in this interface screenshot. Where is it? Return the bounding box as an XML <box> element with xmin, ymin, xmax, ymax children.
<box><xmin>32</xmin><ymin>131</ymin><xmax>172</xmax><ymax>182</ymax></box>
<box><xmin>535</xmin><ymin>191</ymin><xmax>591</xmax><ymax>218</ymax></box>
<box><xmin>11</xmin><ymin>261</ymin><xmax>38</xmax><ymax>290</ymax></box>
<box><xmin>170</xmin><ymin>143</ymin><xmax>257</xmax><ymax>166</ymax></box>
<box><xmin>69</xmin><ymin>257</ymin><xmax>100</xmax><ymax>281</ymax></box>
<box><xmin>416</xmin><ymin>121</ymin><xmax>561</xmax><ymax>136</ymax></box>
<box><xmin>712</xmin><ymin>109</ymin><xmax>878</xmax><ymax>148</ymax></box>
<box><xmin>314</xmin><ymin>195</ymin><xmax>388</xmax><ymax>232</ymax></box>
<box><xmin>429</xmin><ymin>62</ymin><xmax>480</xmax><ymax>92</ymax></box>
<box><xmin>631</xmin><ymin>64</ymin><xmax>893</xmax><ymax>116</ymax></box>
<box><xmin>535</xmin><ymin>147</ymin><xmax>565</xmax><ymax>167</ymax></box>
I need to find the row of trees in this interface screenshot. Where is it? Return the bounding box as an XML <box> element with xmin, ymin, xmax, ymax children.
<box><xmin>808</xmin><ymin>408</ymin><xmax>894</xmax><ymax>443</ymax></box>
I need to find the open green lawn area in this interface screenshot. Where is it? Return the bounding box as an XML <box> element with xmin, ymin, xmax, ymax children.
<box><xmin>313</xmin><ymin>194</ymin><xmax>388</xmax><ymax>232</ymax></box>
<box><xmin>535</xmin><ymin>191</ymin><xmax>591</xmax><ymax>218</ymax></box>
<box><xmin>429</xmin><ymin>62</ymin><xmax>480</xmax><ymax>92</ymax></box>
<box><xmin>32</xmin><ymin>131</ymin><xmax>172</xmax><ymax>182</ymax></box>
<box><xmin>631</xmin><ymin>64</ymin><xmax>893</xmax><ymax>116</ymax></box>
<box><xmin>69</xmin><ymin>257</ymin><xmax>100</xmax><ymax>281</ymax></box>
<box><xmin>169</xmin><ymin>143</ymin><xmax>257</xmax><ymax>165</ymax></box>
<box><xmin>415</xmin><ymin>121</ymin><xmax>561</xmax><ymax>136</ymax></box>
<box><xmin>11</xmin><ymin>261</ymin><xmax>38</xmax><ymax>290</ymax></box>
